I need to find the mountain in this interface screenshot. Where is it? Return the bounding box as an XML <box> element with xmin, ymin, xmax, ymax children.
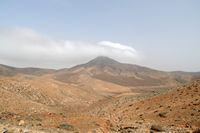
<box><xmin>1</xmin><ymin>56</ymin><xmax>199</xmax><ymax>89</ymax></box>
<box><xmin>55</xmin><ymin>56</ymin><xmax>197</xmax><ymax>87</ymax></box>
<box><xmin>0</xmin><ymin>64</ymin><xmax>55</xmax><ymax>76</ymax></box>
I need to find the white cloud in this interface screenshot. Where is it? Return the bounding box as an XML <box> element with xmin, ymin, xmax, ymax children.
<box><xmin>99</xmin><ymin>41</ymin><xmax>136</xmax><ymax>52</ymax></box>
<box><xmin>0</xmin><ymin>27</ymin><xmax>141</xmax><ymax>68</ymax></box>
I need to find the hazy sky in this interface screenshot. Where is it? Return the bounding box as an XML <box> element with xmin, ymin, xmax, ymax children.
<box><xmin>0</xmin><ymin>0</ymin><xmax>200</xmax><ymax>71</ymax></box>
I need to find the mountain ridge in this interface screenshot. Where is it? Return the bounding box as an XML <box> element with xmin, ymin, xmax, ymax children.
<box><xmin>53</xmin><ymin>56</ymin><xmax>199</xmax><ymax>87</ymax></box>
<box><xmin>1</xmin><ymin>56</ymin><xmax>200</xmax><ymax>87</ymax></box>
<box><xmin>1</xmin><ymin>56</ymin><xmax>200</xmax><ymax>74</ymax></box>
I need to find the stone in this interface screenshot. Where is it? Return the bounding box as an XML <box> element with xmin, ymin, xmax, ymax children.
<box><xmin>1</xmin><ymin>128</ymin><xmax>8</xmax><ymax>133</ymax></box>
<box><xmin>18</xmin><ymin>120</ymin><xmax>25</xmax><ymax>126</ymax></box>
<box><xmin>57</xmin><ymin>123</ymin><xmax>75</xmax><ymax>131</ymax></box>
<box><xmin>193</xmin><ymin>128</ymin><xmax>200</xmax><ymax>133</ymax></box>
<box><xmin>150</xmin><ymin>124</ymin><xmax>164</xmax><ymax>132</ymax></box>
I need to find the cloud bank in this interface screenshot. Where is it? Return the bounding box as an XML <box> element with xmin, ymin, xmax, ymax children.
<box><xmin>0</xmin><ymin>27</ymin><xmax>141</xmax><ymax>68</ymax></box>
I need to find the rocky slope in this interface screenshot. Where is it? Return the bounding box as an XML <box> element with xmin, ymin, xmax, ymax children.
<box><xmin>82</xmin><ymin>80</ymin><xmax>200</xmax><ymax>132</ymax></box>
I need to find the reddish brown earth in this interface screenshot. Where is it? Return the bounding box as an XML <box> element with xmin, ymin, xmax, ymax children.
<box><xmin>0</xmin><ymin>56</ymin><xmax>199</xmax><ymax>133</ymax></box>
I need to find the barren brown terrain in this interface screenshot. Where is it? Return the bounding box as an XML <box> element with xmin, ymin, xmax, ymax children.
<box><xmin>0</xmin><ymin>56</ymin><xmax>199</xmax><ymax>133</ymax></box>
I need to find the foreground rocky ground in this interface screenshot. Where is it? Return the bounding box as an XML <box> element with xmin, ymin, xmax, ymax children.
<box><xmin>0</xmin><ymin>80</ymin><xmax>199</xmax><ymax>133</ymax></box>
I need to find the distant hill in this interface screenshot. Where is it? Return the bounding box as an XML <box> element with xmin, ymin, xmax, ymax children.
<box><xmin>0</xmin><ymin>64</ymin><xmax>55</xmax><ymax>76</ymax></box>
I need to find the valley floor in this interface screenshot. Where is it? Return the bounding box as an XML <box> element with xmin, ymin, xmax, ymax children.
<box><xmin>0</xmin><ymin>80</ymin><xmax>199</xmax><ymax>133</ymax></box>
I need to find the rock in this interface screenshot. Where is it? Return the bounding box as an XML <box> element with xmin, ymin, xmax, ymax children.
<box><xmin>158</xmin><ymin>112</ymin><xmax>167</xmax><ymax>118</ymax></box>
<box><xmin>36</xmin><ymin>123</ymin><xmax>42</xmax><ymax>126</ymax></box>
<box><xmin>119</xmin><ymin>129</ymin><xmax>134</xmax><ymax>133</ymax></box>
<box><xmin>150</xmin><ymin>124</ymin><xmax>164</xmax><ymax>132</ymax></box>
<box><xmin>17</xmin><ymin>129</ymin><xmax>23</xmax><ymax>133</ymax></box>
<box><xmin>193</xmin><ymin>128</ymin><xmax>200</xmax><ymax>133</ymax></box>
<box><xmin>119</xmin><ymin>126</ymin><xmax>138</xmax><ymax>133</ymax></box>
<box><xmin>110</xmin><ymin>126</ymin><xmax>118</xmax><ymax>132</ymax></box>
<box><xmin>1</xmin><ymin>128</ymin><xmax>8</xmax><ymax>133</ymax></box>
<box><xmin>57</xmin><ymin>123</ymin><xmax>75</xmax><ymax>131</ymax></box>
<box><xmin>18</xmin><ymin>120</ymin><xmax>25</xmax><ymax>126</ymax></box>
<box><xmin>23</xmin><ymin>128</ymin><xmax>29</xmax><ymax>133</ymax></box>
<box><xmin>91</xmin><ymin>128</ymin><xmax>104</xmax><ymax>133</ymax></box>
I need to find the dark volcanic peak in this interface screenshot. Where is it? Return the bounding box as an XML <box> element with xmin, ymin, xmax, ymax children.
<box><xmin>85</xmin><ymin>56</ymin><xmax>120</xmax><ymax>67</ymax></box>
<box><xmin>83</xmin><ymin>56</ymin><xmax>157</xmax><ymax>70</ymax></box>
<box><xmin>70</xmin><ymin>56</ymin><xmax>162</xmax><ymax>72</ymax></box>
<box><xmin>70</xmin><ymin>56</ymin><xmax>121</xmax><ymax>70</ymax></box>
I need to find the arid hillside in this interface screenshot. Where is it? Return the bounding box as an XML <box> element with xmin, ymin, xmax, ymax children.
<box><xmin>0</xmin><ymin>56</ymin><xmax>199</xmax><ymax>133</ymax></box>
<box><xmin>84</xmin><ymin>80</ymin><xmax>200</xmax><ymax>132</ymax></box>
